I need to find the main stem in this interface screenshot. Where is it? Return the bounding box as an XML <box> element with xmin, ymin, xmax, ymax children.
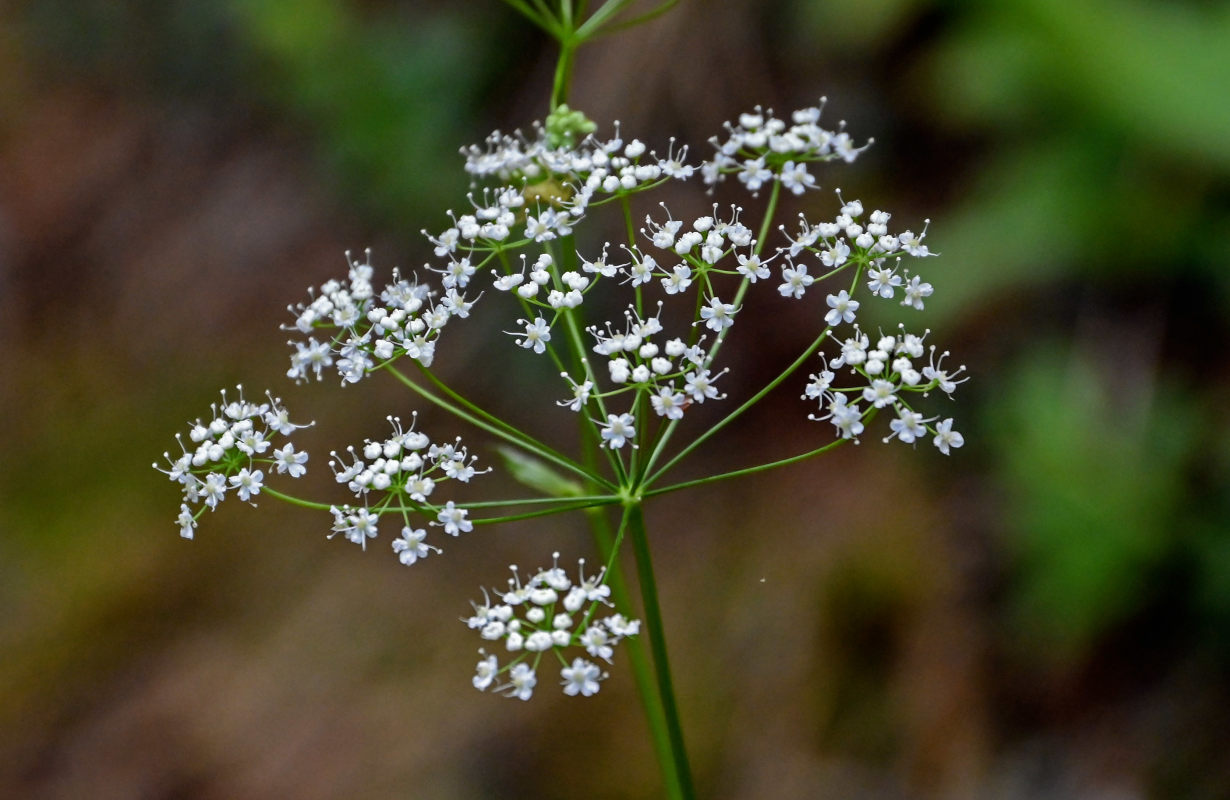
<box><xmin>545</xmin><ymin>16</ymin><xmax>695</xmax><ymax>796</ymax></box>
<box><xmin>626</xmin><ymin>501</ymin><xmax>696</xmax><ymax>800</ymax></box>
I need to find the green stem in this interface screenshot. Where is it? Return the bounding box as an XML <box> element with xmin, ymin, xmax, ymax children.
<box><xmin>626</xmin><ymin>502</ymin><xmax>695</xmax><ymax>800</ymax></box>
<box><xmin>551</xmin><ymin>40</ymin><xmax>577</xmax><ymax>109</ymax></box>
<box><xmin>645</xmin><ymin>325</ymin><xmax>832</xmax><ymax>487</ymax></box>
<box><xmin>262</xmin><ymin>486</ymin><xmax>335</xmax><ymax>511</ymax></box>
<box><xmin>385</xmin><ymin>365</ymin><xmax>612</xmax><ymax>492</ymax></box>
<box><xmin>644</xmin><ymin>438</ymin><xmax>847</xmax><ymax>498</ymax></box>
<box><xmin>470</xmin><ymin>497</ymin><xmax>621</xmax><ymax>525</ymax></box>
<box><xmin>587</xmin><ymin>504</ymin><xmax>681</xmax><ymax>795</ymax></box>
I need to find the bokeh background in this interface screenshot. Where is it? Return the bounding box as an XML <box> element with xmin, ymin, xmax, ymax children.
<box><xmin>2</xmin><ymin>0</ymin><xmax>1229</xmax><ymax>798</ymax></box>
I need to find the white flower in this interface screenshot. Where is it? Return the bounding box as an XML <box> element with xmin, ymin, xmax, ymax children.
<box><xmin>888</xmin><ymin>408</ymin><xmax>928</xmax><ymax>444</ymax></box>
<box><xmin>824</xmin><ymin>290</ymin><xmax>860</xmax><ymax>326</ymax></box>
<box><xmin>933</xmin><ymin>418</ymin><xmax>964</xmax><ymax>455</ymax></box>
<box><xmin>435</xmin><ymin>501</ymin><xmax>472</xmax><ymax>536</ymax></box>
<box><xmin>699</xmin><ymin>296</ymin><xmax>737</xmax><ymax>331</ymax></box>
<box><xmin>684</xmin><ymin>368</ymin><xmax>724</xmax><ymax>403</ymax></box>
<box><xmin>779</xmin><ymin>160</ymin><xmax>816</xmax><ymax>195</ymax></box>
<box><xmin>512</xmin><ymin>317</ymin><xmax>552</xmax><ymax>354</ymax></box>
<box><xmin>820</xmin><ymin>241</ymin><xmax>850</xmax><ymax>268</ymax></box>
<box><xmin>738</xmin><ymin>157</ymin><xmax>772</xmax><ymax>192</ymax></box>
<box><xmin>561</xmin><ymin>658</ymin><xmax>605</xmax><ymax>697</ymax></box>
<box><xmin>558</xmin><ymin>376</ymin><xmax>593</xmax><ymax>412</ymax></box>
<box><xmin>473</xmin><ymin>654</ymin><xmax>498</xmax><ymax>691</ymax></box>
<box><xmin>778</xmin><ymin>264</ymin><xmax>814</xmax><ymax>299</ymax></box>
<box><xmin>867</xmin><ymin>266</ymin><xmax>901</xmax><ymax>298</ymax></box>
<box><xmin>650</xmin><ymin>387</ymin><xmax>687</xmax><ymax>419</ymax></box>
<box><xmin>580</xmin><ymin>625</ymin><xmax>614</xmax><ymax>662</ymax></box>
<box><xmin>626</xmin><ymin>253</ymin><xmax>656</xmax><ymax>286</ymax></box>
<box><xmin>273</xmin><ymin>443</ymin><xmax>309</xmax><ymax>477</ymax></box>
<box><xmin>862</xmin><ymin>379</ymin><xmax>897</xmax><ymax>409</ymax></box>
<box><xmin>503</xmin><ymin>663</ymin><xmax>537</xmax><ymax>701</ymax></box>
<box><xmin>735</xmin><ymin>253</ymin><xmax>770</xmax><ymax>282</ymax></box>
<box><xmin>228</xmin><ymin>468</ymin><xmax>264</xmax><ymax>502</ymax></box>
<box><xmin>392</xmin><ymin>526</ymin><xmax>436</xmax><ymax>565</ymax></box>
<box><xmin>804</xmin><ymin>370</ymin><xmax>834</xmax><ymax>399</ymax></box>
<box><xmin>176</xmin><ymin>504</ymin><xmax>197</xmax><ymax>540</ymax></box>
<box><xmin>826</xmin><ymin>394</ymin><xmax>864</xmax><ymax>439</ymax></box>
<box><xmin>330</xmin><ymin>506</ymin><xmax>379</xmax><ymax>548</ymax></box>
<box><xmin>901</xmin><ymin>275</ymin><xmax>933</xmax><ymax>310</ymax></box>
<box><xmin>661</xmin><ymin>263</ymin><xmax>693</xmax><ymax>295</ymax></box>
<box><xmin>601</xmin><ymin>413</ymin><xmax>637</xmax><ymax>449</ymax></box>
<box><xmin>899</xmin><ymin>226</ymin><xmax>933</xmax><ymax>257</ymax></box>
<box><xmin>200</xmin><ymin>472</ymin><xmax>227</xmax><ymax>508</ymax></box>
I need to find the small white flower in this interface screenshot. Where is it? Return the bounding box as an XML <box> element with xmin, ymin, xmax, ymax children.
<box><xmin>778</xmin><ymin>264</ymin><xmax>814</xmax><ymax>299</ymax></box>
<box><xmin>661</xmin><ymin>263</ymin><xmax>693</xmax><ymax>295</ymax></box>
<box><xmin>862</xmin><ymin>379</ymin><xmax>897</xmax><ymax>409</ymax></box>
<box><xmin>650</xmin><ymin>387</ymin><xmax>687</xmax><ymax>419</ymax></box>
<box><xmin>600</xmin><ymin>413</ymin><xmax>637</xmax><ymax>449</ymax></box>
<box><xmin>738</xmin><ymin>157</ymin><xmax>772</xmax><ymax>192</ymax></box>
<box><xmin>561</xmin><ymin>658</ymin><xmax>605</xmax><ymax>697</ymax></box>
<box><xmin>901</xmin><ymin>275</ymin><xmax>933</xmax><ymax>310</ymax></box>
<box><xmin>933</xmin><ymin>418</ymin><xmax>965</xmax><ymax>455</ymax></box>
<box><xmin>888</xmin><ymin>407</ymin><xmax>928</xmax><ymax>444</ymax></box>
<box><xmin>512</xmin><ymin>317</ymin><xmax>552</xmax><ymax>354</ymax></box>
<box><xmin>392</xmin><ymin>526</ymin><xmax>436</xmax><ymax>565</ymax></box>
<box><xmin>473</xmin><ymin>654</ymin><xmax>498</xmax><ymax>691</ymax></box>
<box><xmin>272</xmin><ymin>443</ymin><xmax>309</xmax><ymax>477</ymax></box>
<box><xmin>824</xmin><ymin>290</ymin><xmax>860</xmax><ymax>326</ymax></box>
<box><xmin>699</xmin><ymin>296</ymin><xmax>738</xmax><ymax>332</ymax></box>
<box><xmin>229</xmin><ymin>468</ymin><xmax>264</xmax><ymax>502</ymax></box>
<box><xmin>820</xmin><ymin>241</ymin><xmax>850</xmax><ymax>268</ymax></box>
<box><xmin>779</xmin><ymin>160</ymin><xmax>816</xmax><ymax>195</ymax></box>
<box><xmin>867</xmin><ymin>266</ymin><xmax>901</xmax><ymax>298</ymax></box>
<box><xmin>176</xmin><ymin>504</ymin><xmax>197</xmax><ymax>540</ymax></box>
<box><xmin>435</xmin><ymin>501</ymin><xmax>472</xmax><ymax>536</ymax></box>
<box><xmin>503</xmin><ymin>663</ymin><xmax>537</xmax><ymax>701</ymax></box>
<box><xmin>736</xmin><ymin>253</ymin><xmax>770</xmax><ymax>282</ymax></box>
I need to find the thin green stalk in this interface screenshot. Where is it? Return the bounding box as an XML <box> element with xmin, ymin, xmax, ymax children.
<box><xmin>262</xmin><ymin>486</ymin><xmax>336</xmax><ymax>511</ymax></box>
<box><xmin>644</xmin><ymin>438</ymin><xmax>847</xmax><ymax>498</ymax></box>
<box><xmin>470</xmin><ymin>497</ymin><xmax>621</xmax><ymax>525</ymax></box>
<box><xmin>589</xmin><ymin>504</ymin><xmax>682</xmax><ymax>795</ymax></box>
<box><xmin>551</xmin><ymin>41</ymin><xmax>577</xmax><ymax>109</ymax></box>
<box><xmin>385</xmin><ymin>365</ymin><xmax>613</xmax><ymax>492</ymax></box>
<box><xmin>627</xmin><ymin>502</ymin><xmax>695</xmax><ymax>800</ymax></box>
<box><xmin>462</xmin><ymin>494</ymin><xmax>617</xmax><ymax>510</ymax></box>
<box><xmin>589</xmin><ymin>0</ymin><xmax>679</xmax><ymax>37</ymax></box>
<box><xmin>645</xmin><ymin>326</ymin><xmax>831</xmax><ymax>486</ymax></box>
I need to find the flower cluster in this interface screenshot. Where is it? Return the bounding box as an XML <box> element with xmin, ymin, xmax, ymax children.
<box><xmin>327</xmin><ymin>414</ymin><xmax>487</xmax><ymax>559</ymax></box>
<box><xmin>154</xmin><ymin>386</ymin><xmax>311</xmax><ymax>539</ymax></box>
<box><xmin>805</xmin><ymin>325</ymin><xmax>968</xmax><ymax>452</ymax></box>
<box><xmin>466</xmin><ymin>555</ymin><xmax>640</xmax><ymax>700</ymax></box>
<box><xmin>286</xmin><ymin>249</ymin><xmax>473</xmax><ymax>385</ymax></box>
<box><xmin>159</xmin><ymin>97</ymin><xmax>970</xmax><ymax>710</ymax></box>
<box><xmin>702</xmin><ymin>98</ymin><xmax>870</xmax><ymax>193</ymax></box>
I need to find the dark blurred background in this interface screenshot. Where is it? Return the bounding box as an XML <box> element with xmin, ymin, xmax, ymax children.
<box><xmin>2</xmin><ymin>1</ymin><xmax>1228</xmax><ymax>798</ymax></box>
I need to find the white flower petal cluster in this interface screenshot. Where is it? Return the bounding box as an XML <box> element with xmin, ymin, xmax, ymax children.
<box><xmin>773</xmin><ymin>197</ymin><xmax>936</xmax><ymax>316</ymax></box>
<box><xmin>703</xmin><ymin>99</ymin><xmax>871</xmax><ymax>192</ymax></box>
<box><xmin>465</xmin><ymin>554</ymin><xmax>639</xmax><ymax>700</ymax></box>
<box><xmin>326</xmin><ymin>414</ymin><xmax>486</xmax><ymax>558</ymax></box>
<box><xmin>155</xmin><ymin>386</ymin><xmax>312</xmax><ymax>539</ymax></box>
<box><xmin>460</xmin><ymin>122</ymin><xmax>689</xmax><ymax>211</ymax></box>
<box><xmin>805</xmin><ymin>325</ymin><xmax>968</xmax><ymax>453</ymax></box>
<box><xmin>286</xmin><ymin>249</ymin><xmax>471</xmax><ymax>385</ymax></box>
<box><xmin>568</xmin><ymin>301</ymin><xmax>729</xmax><ymax>432</ymax></box>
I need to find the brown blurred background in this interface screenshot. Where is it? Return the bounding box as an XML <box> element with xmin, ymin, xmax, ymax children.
<box><xmin>2</xmin><ymin>0</ymin><xmax>1229</xmax><ymax>798</ymax></box>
